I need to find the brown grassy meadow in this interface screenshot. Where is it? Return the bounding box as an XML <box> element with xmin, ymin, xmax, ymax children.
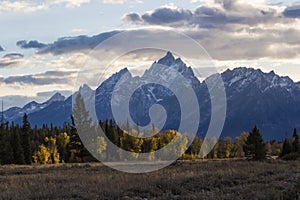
<box><xmin>0</xmin><ymin>160</ymin><xmax>299</xmax><ymax>200</ymax></box>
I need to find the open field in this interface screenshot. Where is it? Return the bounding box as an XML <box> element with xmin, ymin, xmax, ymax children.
<box><xmin>0</xmin><ymin>160</ymin><xmax>300</xmax><ymax>200</ymax></box>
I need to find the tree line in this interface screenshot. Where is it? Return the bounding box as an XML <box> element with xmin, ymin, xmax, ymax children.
<box><xmin>0</xmin><ymin>114</ymin><xmax>299</xmax><ymax>165</ymax></box>
<box><xmin>0</xmin><ymin>93</ymin><xmax>299</xmax><ymax>165</ymax></box>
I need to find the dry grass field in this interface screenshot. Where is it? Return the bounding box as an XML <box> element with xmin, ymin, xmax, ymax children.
<box><xmin>0</xmin><ymin>160</ymin><xmax>300</xmax><ymax>200</ymax></box>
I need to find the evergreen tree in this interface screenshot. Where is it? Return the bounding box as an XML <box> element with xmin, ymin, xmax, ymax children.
<box><xmin>293</xmin><ymin>128</ymin><xmax>297</xmax><ymax>138</ymax></box>
<box><xmin>0</xmin><ymin>123</ymin><xmax>13</xmax><ymax>164</ymax></box>
<box><xmin>68</xmin><ymin>115</ymin><xmax>85</xmax><ymax>162</ymax></box>
<box><xmin>243</xmin><ymin>126</ymin><xmax>266</xmax><ymax>160</ymax></box>
<box><xmin>21</xmin><ymin>114</ymin><xmax>32</xmax><ymax>164</ymax></box>
<box><xmin>292</xmin><ymin>128</ymin><xmax>300</xmax><ymax>154</ymax></box>
<box><xmin>281</xmin><ymin>139</ymin><xmax>292</xmax><ymax>156</ymax></box>
<box><xmin>11</xmin><ymin>125</ymin><xmax>25</xmax><ymax>164</ymax></box>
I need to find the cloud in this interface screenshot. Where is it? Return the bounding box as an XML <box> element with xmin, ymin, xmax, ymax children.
<box><xmin>122</xmin><ymin>13</ymin><xmax>142</xmax><ymax>23</ymax></box>
<box><xmin>47</xmin><ymin>0</ymin><xmax>90</xmax><ymax>8</ymax></box>
<box><xmin>0</xmin><ymin>53</ymin><xmax>24</xmax><ymax>68</ymax></box>
<box><xmin>119</xmin><ymin>1</ymin><xmax>300</xmax><ymax>60</ymax></box>
<box><xmin>0</xmin><ymin>1</ymin><xmax>47</xmax><ymax>13</ymax></box>
<box><xmin>3</xmin><ymin>53</ymin><xmax>24</xmax><ymax>59</ymax></box>
<box><xmin>0</xmin><ymin>0</ymin><xmax>127</xmax><ymax>13</ymax></box>
<box><xmin>17</xmin><ymin>40</ymin><xmax>47</xmax><ymax>49</ymax></box>
<box><xmin>283</xmin><ymin>5</ymin><xmax>300</xmax><ymax>18</ymax></box>
<box><xmin>1</xmin><ymin>70</ymin><xmax>77</xmax><ymax>85</ymax></box>
<box><xmin>141</xmin><ymin>6</ymin><xmax>192</xmax><ymax>25</ymax></box>
<box><xmin>71</xmin><ymin>28</ymin><xmax>88</xmax><ymax>33</ymax></box>
<box><xmin>123</xmin><ymin>1</ymin><xmax>285</xmax><ymax>27</ymax></box>
<box><xmin>36</xmin><ymin>31</ymin><xmax>120</xmax><ymax>55</ymax></box>
<box><xmin>0</xmin><ymin>46</ymin><xmax>4</xmax><ymax>51</ymax></box>
<box><xmin>100</xmin><ymin>0</ymin><xmax>126</xmax><ymax>4</ymax></box>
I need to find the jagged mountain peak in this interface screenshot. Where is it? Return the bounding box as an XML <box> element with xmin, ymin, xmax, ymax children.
<box><xmin>222</xmin><ymin>67</ymin><xmax>296</xmax><ymax>92</ymax></box>
<box><xmin>79</xmin><ymin>84</ymin><xmax>92</xmax><ymax>91</ymax></box>
<box><xmin>96</xmin><ymin>67</ymin><xmax>132</xmax><ymax>94</ymax></box>
<box><xmin>157</xmin><ymin>52</ymin><xmax>186</xmax><ymax>68</ymax></box>
<box><xmin>223</xmin><ymin>67</ymin><xmax>261</xmax><ymax>77</ymax></box>
<box><xmin>223</xmin><ymin>67</ymin><xmax>293</xmax><ymax>82</ymax></box>
<box><xmin>144</xmin><ymin>52</ymin><xmax>194</xmax><ymax>79</ymax></box>
<box><xmin>47</xmin><ymin>92</ymin><xmax>65</xmax><ymax>103</ymax></box>
<box><xmin>23</xmin><ymin>101</ymin><xmax>39</xmax><ymax>108</ymax></box>
<box><xmin>157</xmin><ymin>51</ymin><xmax>175</xmax><ymax>65</ymax></box>
<box><xmin>106</xmin><ymin>67</ymin><xmax>130</xmax><ymax>81</ymax></box>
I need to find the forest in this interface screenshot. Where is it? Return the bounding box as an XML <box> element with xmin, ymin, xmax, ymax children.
<box><xmin>0</xmin><ymin>112</ymin><xmax>300</xmax><ymax>165</ymax></box>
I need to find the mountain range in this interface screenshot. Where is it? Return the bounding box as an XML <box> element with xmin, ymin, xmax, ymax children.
<box><xmin>4</xmin><ymin>52</ymin><xmax>300</xmax><ymax>140</ymax></box>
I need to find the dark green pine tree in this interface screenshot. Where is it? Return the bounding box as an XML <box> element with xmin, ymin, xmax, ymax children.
<box><xmin>293</xmin><ymin>128</ymin><xmax>297</xmax><ymax>137</ymax></box>
<box><xmin>292</xmin><ymin>128</ymin><xmax>300</xmax><ymax>154</ymax></box>
<box><xmin>11</xmin><ymin>123</ymin><xmax>25</xmax><ymax>164</ymax></box>
<box><xmin>281</xmin><ymin>139</ymin><xmax>292</xmax><ymax>157</ymax></box>
<box><xmin>68</xmin><ymin>115</ymin><xmax>83</xmax><ymax>162</ymax></box>
<box><xmin>243</xmin><ymin>125</ymin><xmax>266</xmax><ymax>160</ymax></box>
<box><xmin>0</xmin><ymin>123</ymin><xmax>13</xmax><ymax>164</ymax></box>
<box><xmin>21</xmin><ymin>113</ymin><xmax>32</xmax><ymax>164</ymax></box>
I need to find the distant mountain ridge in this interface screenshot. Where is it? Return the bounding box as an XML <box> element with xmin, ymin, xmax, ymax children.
<box><xmin>4</xmin><ymin>92</ymin><xmax>66</xmax><ymax>123</ymax></box>
<box><xmin>4</xmin><ymin>52</ymin><xmax>300</xmax><ymax>140</ymax></box>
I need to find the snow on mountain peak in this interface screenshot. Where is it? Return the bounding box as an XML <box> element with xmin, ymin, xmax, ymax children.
<box><xmin>47</xmin><ymin>92</ymin><xmax>65</xmax><ymax>103</ymax></box>
<box><xmin>222</xmin><ymin>67</ymin><xmax>296</xmax><ymax>93</ymax></box>
<box><xmin>143</xmin><ymin>52</ymin><xmax>195</xmax><ymax>80</ymax></box>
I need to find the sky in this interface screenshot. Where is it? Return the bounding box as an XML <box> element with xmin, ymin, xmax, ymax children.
<box><xmin>0</xmin><ymin>0</ymin><xmax>300</xmax><ymax>110</ymax></box>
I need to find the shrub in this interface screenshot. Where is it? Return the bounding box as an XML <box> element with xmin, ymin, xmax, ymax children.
<box><xmin>281</xmin><ymin>153</ymin><xmax>300</xmax><ymax>160</ymax></box>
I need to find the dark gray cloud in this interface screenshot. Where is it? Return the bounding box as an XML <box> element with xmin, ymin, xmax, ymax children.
<box><xmin>3</xmin><ymin>53</ymin><xmax>24</xmax><ymax>59</ymax></box>
<box><xmin>17</xmin><ymin>40</ymin><xmax>47</xmax><ymax>49</ymax></box>
<box><xmin>0</xmin><ymin>45</ymin><xmax>4</xmax><ymax>51</ymax></box>
<box><xmin>0</xmin><ymin>53</ymin><xmax>24</xmax><ymax>68</ymax></box>
<box><xmin>39</xmin><ymin>70</ymin><xmax>73</xmax><ymax>77</ymax></box>
<box><xmin>0</xmin><ymin>62</ymin><xmax>15</xmax><ymax>68</ymax></box>
<box><xmin>192</xmin><ymin>5</ymin><xmax>279</xmax><ymax>28</ymax></box>
<box><xmin>1</xmin><ymin>70</ymin><xmax>76</xmax><ymax>85</ymax></box>
<box><xmin>283</xmin><ymin>5</ymin><xmax>300</xmax><ymax>18</ymax></box>
<box><xmin>141</xmin><ymin>7</ymin><xmax>192</xmax><ymax>25</ymax></box>
<box><xmin>4</xmin><ymin>75</ymin><xmax>61</xmax><ymax>85</ymax></box>
<box><xmin>37</xmin><ymin>31</ymin><xmax>120</xmax><ymax>55</ymax></box>
<box><xmin>122</xmin><ymin>13</ymin><xmax>142</xmax><ymax>23</ymax></box>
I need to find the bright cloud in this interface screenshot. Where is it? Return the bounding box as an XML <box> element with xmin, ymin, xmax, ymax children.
<box><xmin>47</xmin><ymin>0</ymin><xmax>90</xmax><ymax>8</ymax></box>
<box><xmin>0</xmin><ymin>1</ymin><xmax>47</xmax><ymax>13</ymax></box>
<box><xmin>0</xmin><ymin>0</ymin><xmax>127</xmax><ymax>13</ymax></box>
